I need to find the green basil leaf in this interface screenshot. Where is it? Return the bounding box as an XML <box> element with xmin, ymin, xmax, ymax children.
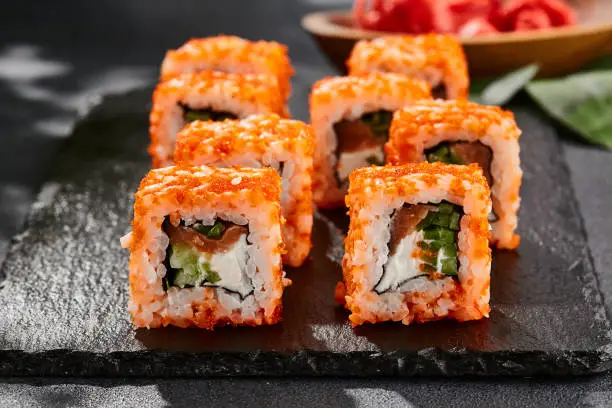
<box><xmin>469</xmin><ymin>79</ymin><xmax>491</xmax><ymax>102</ymax></box>
<box><xmin>585</xmin><ymin>55</ymin><xmax>612</xmax><ymax>71</ymax></box>
<box><xmin>526</xmin><ymin>71</ymin><xmax>612</xmax><ymax>149</ymax></box>
<box><xmin>478</xmin><ymin>64</ymin><xmax>539</xmax><ymax>106</ymax></box>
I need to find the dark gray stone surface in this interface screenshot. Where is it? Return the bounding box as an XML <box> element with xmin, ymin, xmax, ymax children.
<box><xmin>0</xmin><ymin>89</ymin><xmax>611</xmax><ymax>377</ymax></box>
<box><xmin>2</xmin><ymin>376</ymin><xmax>612</xmax><ymax>408</ymax></box>
<box><xmin>1</xmin><ymin>0</ymin><xmax>612</xmax><ymax>405</ymax></box>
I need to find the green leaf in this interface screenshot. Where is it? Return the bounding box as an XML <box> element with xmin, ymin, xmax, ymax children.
<box><xmin>585</xmin><ymin>55</ymin><xmax>612</xmax><ymax>71</ymax></box>
<box><xmin>469</xmin><ymin>79</ymin><xmax>491</xmax><ymax>102</ymax></box>
<box><xmin>478</xmin><ymin>64</ymin><xmax>539</xmax><ymax>106</ymax></box>
<box><xmin>526</xmin><ymin>71</ymin><xmax>612</xmax><ymax>149</ymax></box>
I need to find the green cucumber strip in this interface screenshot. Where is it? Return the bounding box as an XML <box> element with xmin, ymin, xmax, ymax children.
<box><xmin>185</xmin><ymin>110</ymin><xmax>213</xmax><ymax>122</ymax></box>
<box><xmin>199</xmin><ymin>261</ymin><xmax>222</xmax><ymax>283</ymax></box>
<box><xmin>206</xmin><ymin>220</ymin><xmax>226</xmax><ymax>239</ymax></box>
<box><xmin>449</xmin><ymin>152</ymin><xmax>465</xmax><ymax>165</ymax></box>
<box><xmin>434</xmin><ymin>145</ymin><xmax>449</xmax><ymax>156</ymax></box>
<box><xmin>441</xmin><ymin>243</ymin><xmax>458</xmax><ymax>258</ymax></box>
<box><xmin>169</xmin><ymin>243</ymin><xmax>198</xmax><ymax>270</ymax></box>
<box><xmin>431</xmin><ymin>213</ymin><xmax>451</xmax><ymax>228</ymax></box>
<box><xmin>416</xmin><ymin>215</ymin><xmax>433</xmax><ymax>231</ymax></box>
<box><xmin>438</xmin><ymin>202</ymin><xmax>454</xmax><ymax>214</ymax></box>
<box><xmin>192</xmin><ymin>220</ymin><xmax>225</xmax><ymax>239</ymax></box>
<box><xmin>423</xmin><ymin>228</ymin><xmax>454</xmax><ymax>242</ymax></box>
<box><xmin>168</xmin><ymin>242</ymin><xmax>221</xmax><ymax>288</ymax></box>
<box><xmin>449</xmin><ymin>212</ymin><xmax>461</xmax><ymax>230</ymax></box>
<box><xmin>192</xmin><ymin>223</ymin><xmax>212</xmax><ymax>235</ymax></box>
<box><xmin>441</xmin><ymin>258</ymin><xmax>458</xmax><ymax>276</ymax></box>
<box><xmin>426</xmin><ymin>152</ymin><xmax>441</xmax><ymax>163</ymax></box>
<box><xmin>427</xmin><ymin>240</ymin><xmax>444</xmax><ymax>250</ymax></box>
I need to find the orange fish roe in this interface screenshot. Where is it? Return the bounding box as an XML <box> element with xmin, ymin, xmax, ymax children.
<box><xmin>161</xmin><ymin>36</ymin><xmax>294</xmax><ymax>101</ymax></box>
<box><xmin>386</xmin><ymin>100</ymin><xmax>522</xmax><ymax>249</ymax></box>
<box><xmin>149</xmin><ymin>70</ymin><xmax>287</xmax><ymax>168</ymax></box>
<box><xmin>342</xmin><ymin>162</ymin><xmax>492</xmax><ymax>327</ymax></box>
<box><xmin>310</xmin><ymin>73</ymin><xmax>431</xmax><ymax>108</ymax></box>
<box><xmin>123</xmin><ymin>165</ymin><xmax>287</xmax><ymax>329</ymax></box>
<box><xmin>174</xmin><ymin>114</ymin><xmax>315</xmax><ymax>267</ymax></box>
<box><xmin>347</xmin><ymin>34</ymin><xmax>469</xmax><ymax>100</ymax></box>
<box><xmin>309</xmin><ymin>72</ymin><xmax>432</xmax><ymax>208</ymax></box>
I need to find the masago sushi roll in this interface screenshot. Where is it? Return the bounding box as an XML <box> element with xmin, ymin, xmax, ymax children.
<box><xmin>340</xmin><ymin>162</ymin><xmax>491</xmax><ymax>326</ymax></box>
<box><xmin>160</xmin><ymin>36</ymin><xmax>294</xmax><ymax>101</ymax></box>
<box><xmin>386</xmin><ymin>100</ymin><xmax>522</xmax><ymax>249</ymax></box>
<box><xmin>309</xmin><ymin>72</ymin><xmax>432</xmax><ymax>208</ymax></box>
<box><xmin>149</xmin><ymin>70</ymin><xmax>286</xmax><ymax>168</ymax></box>
<box><xmin>174</xmin><ymin>114</ymin><xmax>314</xmax><ymax>268</ymax></box>
<box><xmin>120</xmin><ymin>165</ymin><xmax>288</xmax><ymax>329</ymax></box>
<box><xmin>347</xmin><ymin>34</ymin><xmax>469</xmax><ymax>100</ymax></box>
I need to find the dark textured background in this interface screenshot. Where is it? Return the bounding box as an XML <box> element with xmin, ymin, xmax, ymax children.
<box><xmin>0</xmin><ymin>0</ymin><xmax>612</xmax><ymax>406</ymax></box>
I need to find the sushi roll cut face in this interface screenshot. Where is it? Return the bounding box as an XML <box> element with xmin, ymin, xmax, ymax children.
<box><xmin>121</xmin><ymin>166</ymin><xmax>287</xmax><ymax>329</ymax></box>
<box><xmin>341</xmin><ymin>163</ymin><xmax>492</xmax><ymax>327</ymax></box>
<box><xmin>149</xmin><ymin>70</ymin><xmax>286</xmax><ymax>168</ymax></box>
<box><xmin>347</xmin><ymin>34</ymin><xmax>469</xmax><ymax>100</ymax></box>
<box><xmin>160</xmin><ymin>36</ymin><xmax>294</xmax><ymax>101</ymax></box>
<box><xmin>386</xmin><ymin>100</ymin><xmax>522</xmax><ymax>249</ymax></box>
<box><xmin>309</xmin><ymin>73</ymin><xmax>432</xmax><ymax>208</ymax></box>
<box><xmin>174</xmin><ymin>114</ymin><xmax>315</xmax><ymax>267</ymax></box>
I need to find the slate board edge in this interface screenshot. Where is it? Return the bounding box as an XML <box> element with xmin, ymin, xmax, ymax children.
<box><xmin>1</xmin><ymin>89</ymin><xmax>612</xmax><ymax>378</ymax></box>
<box><xmin>1</xmin><ymin>349</ymin><xmax>611</xmax><ymax>377</ymax></box>
<box><xmin>559</xmin><ymin>140</ymin><xmax>612</xmax><ymax>345</ymax></box>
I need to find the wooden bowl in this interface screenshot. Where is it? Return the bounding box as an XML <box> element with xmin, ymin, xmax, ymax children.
<box><xmin>302</xmin><ymin>3</ymin><xmax>612</xmax><ymax>78</ymax></box>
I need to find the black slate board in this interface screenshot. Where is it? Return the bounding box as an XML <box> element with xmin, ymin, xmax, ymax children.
<box><xmin>0</xmin><ymin>88</ymin><xmax>611</xmax><ymax>377</ymax></box>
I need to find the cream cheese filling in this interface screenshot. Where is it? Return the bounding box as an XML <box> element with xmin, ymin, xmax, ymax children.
<box><xmin>375</xmin><ymin>230</ymin><xmax>426</xmax><ymax>293</ymax></box>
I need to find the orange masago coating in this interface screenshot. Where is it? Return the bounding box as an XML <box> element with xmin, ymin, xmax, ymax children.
<box><xmin>149</xmin><ymin>70</ymin><xmax>286</xmax><ymax>168</ymax></box>
<box><xmin>161</xmin><ymin>35</ymin><xmax>294</xmax><ymax>101</ymax></box>
<box><xmin>342</xmin><ymin>162</ymin><xmax>491</xmax><ymax>327</ymax></box>
<box><xmin>174</xmin><ymin>114</ymin><xmax>315</xmax><ymax>267</ymax></box>
<box><xmin>347</xmin><ymin>34</ymin><xmax>469</xmax><ymax>100</ymax></box>
<box><xmin>123</xmin><ymin>165</ymin><xmax>286</xmax><ymax>329</ymax></box>
<box><xmin>386</xmin><ymin>99</ymin><xmax>522</xmax><ymax>249</ymax></box>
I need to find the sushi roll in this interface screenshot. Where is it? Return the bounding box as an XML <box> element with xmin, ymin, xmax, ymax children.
<box><xmin>174</xmin><ymin>114</ymin><xmax>315</xmax><ymax>268</ymax></box>
<box><xmin>340</xmin><ymin>162</ymin><xmax>492</xmax><ymax>326</ymax></box>
<box><xmin>386</xmin><ymin>100</ymin><xmax>522</xmax><ymax>249</ymax></box>
<box><xmin>309</xmin><ymin>73</ymin><xmax>432</xmax><ymax>208</ymax></box>
<box><xmin>120</xmin><ymin>165</ymin><xmax>288</xmax><ymax>329</ymax></box>
<box><xmin>149</xmin><ymin>70</ymin><xmax>286</xmax><ymax>168</ymax></box>
<box><xmin>346</xmin><ymin>34</ymin><xmax>469</xmax><ymax>100</ymax></box>
<box><xmin>160</xmin><ymin>35</ymin><xmax>294</xmax><ymax>101</ymax></box>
